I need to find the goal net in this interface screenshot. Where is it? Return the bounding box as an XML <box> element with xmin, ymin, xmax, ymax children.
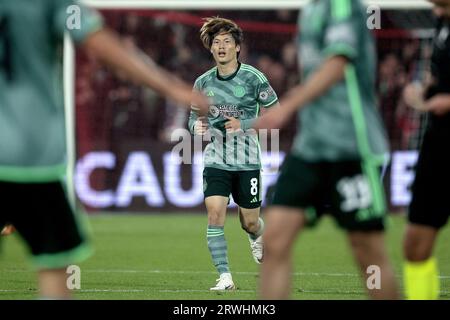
<box><xmin>71</xmin><ymin>1</ymin><xmax>434</xmax><ymax>212</ymax></box>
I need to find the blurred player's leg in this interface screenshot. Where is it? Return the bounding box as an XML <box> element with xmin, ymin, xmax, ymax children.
<box><xmin>347</xmin><ymin>231</ymin><xmax>399</xmax><ymax>299</ymax></box>
<box><xmin>239</xmin><ymin>207</ymin><xmax>264</xmax><ymax>264</ymax></box>
<box><xmin>205</xmin><ymin>196</ymin><xmax>234</xmax><ymax>290</ymax></box>
<box><xmin>260</xmin><ymin>206</ymin><xmax>305</xmax><ymax>299</ymax></box>
<box><xmin>38</xmin><ymin>269</ymin><xmax>71</xmax><ymax>299</ymax></box>
<box><xmin>403</xmin><ymin>224</ymin><xmax>439</xmax><ymax>300</ymax></box>
<box><xmin>5</xmin><ymin>182</ymin><xmax>93</xmax><ymax>300</ymax></box>
<box><xmin>402</xmin><ymin>129</ymin><xmax>446</xmax><ymax>300</ymax></box>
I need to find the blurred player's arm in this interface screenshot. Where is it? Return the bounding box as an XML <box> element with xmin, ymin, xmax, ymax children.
<box><xmin>403</xmin><ymin>58</ymin><xmax>450</xmax><ymax>115</ymax></box>
<box><xmin>282</xmin><ymin>55</ymin><xmax>347</xmax><ymax>112</ymax></box>
<box><xmin>260</xmin><ymin>102</ymin><xmax>280</xmax><ymax>114</ymax></box>
<box><xmin>254</xmin><ymin>56</ymin><xmax>347</xmax><ymax>129</ymax></box>
<box><xmin>257</xmin><ymin>102</ymin><xmax>279</xmax><ymax>118</ymax></box>
<box><xmin>238</xmin><ymin>80</ymin><xmax>279</xmax><ymax>132</ymax></box>
<box><xmin>255</xmin><ymin>0</ymin><xmax>359</xmax><ymax>130</ymax></box>
<box><xmin>82</xmin><ymin>28</ymin><xmax>209</xmax><ymax>113</ymax></box>
<box><xmin>404</xmin><ymin>79</ymin><xmax>450</xmax><ymax>115</ymax></box>
<box><xmin>224</xmin><ymin>102</ymin><xmax>280</xmax><ymax>133</ymax></box>
<box><xmin>426</xmin><ymin>93</ymin><xmax>450</xmax><ymax>115</ymax></box>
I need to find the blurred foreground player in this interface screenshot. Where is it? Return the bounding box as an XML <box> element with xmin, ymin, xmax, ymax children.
<box><xmin>255</xmin><ymin>0</ymin><xmax>399</xmax><ymax>299</ymax></box>
<box><xmin>402</xmin><ymin>0</ymin><xmax>450</xmax><ymax>300</ymax></box>
<box><xmin>0</xmin><ymin>0</ymin><xmax>208</xmax><ymax>299</ymax></box>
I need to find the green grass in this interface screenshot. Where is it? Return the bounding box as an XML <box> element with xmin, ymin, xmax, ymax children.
<box><xmin>0</xmin><ymin>213</ymin><xmax>449</xmax><ymax>300</ymax></box>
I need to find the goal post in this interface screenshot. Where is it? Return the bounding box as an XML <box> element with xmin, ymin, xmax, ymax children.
<box><xmin>81</xmin><ymin>0</ymin><xmax>432</xmax><ymax>10</ymax></box>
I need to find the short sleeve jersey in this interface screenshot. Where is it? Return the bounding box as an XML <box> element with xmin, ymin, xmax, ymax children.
<box><xmin>0</xmin><ymin>0</ymin><xmax>103</xmax><ymax>182</ymax></box>
<box><xmin>292</xmin><ymin>0</ymin><xmax>389</xmax><ymax>163</ymax></box>
<box><xmin>426</xmin><ymin>18</ymin><xmax>450</xmax><ymax>128</ymax></box>
<box><xmin>189</xmin><ymin>63</ymin><xmax>278</xmax><ymax>171</ymax></box>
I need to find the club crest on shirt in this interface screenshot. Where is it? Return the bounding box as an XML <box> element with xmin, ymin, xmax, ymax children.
<box><xmin>233</xmin><ymin>86</ymin><xmax>246</xmax><ymax>98</ymax></box>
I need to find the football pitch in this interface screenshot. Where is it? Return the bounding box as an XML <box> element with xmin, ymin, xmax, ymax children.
<box><xmin>1</xmin><ymin>213</ymin><xmax>449</xmax><ymax>300</ymax></box>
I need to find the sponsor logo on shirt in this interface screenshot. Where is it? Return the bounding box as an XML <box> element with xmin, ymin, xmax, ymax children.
<box><xmin>209</xmin><ymin>104</ymin><xmax>244</xmax><ymax>119</ymax></box>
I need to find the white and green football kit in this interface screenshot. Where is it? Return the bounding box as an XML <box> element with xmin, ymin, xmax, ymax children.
<box><xmin>189</xmin><ymin>62</ymin><xmax>278</xmax><ymax>172</ymax></box>
<box><xmin>190</xmin><ymin>63</ymin><xmax>276</xmax><ymax>280</ymax></box>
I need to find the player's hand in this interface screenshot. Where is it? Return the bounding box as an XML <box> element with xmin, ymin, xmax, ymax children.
<box><xmin>194</xmin><ymin>117</ymin><xmax>208</xmax><ymax>135</ymax></box>
<box><xmin>425</xmin><ymin>94</ymin><xmax>450</xmax><ymax>116</ymax></box>
<box><xmin>1</xmin><ymin>224</ymin><xmax>16</xmax><ymax>236</ymax></box>
<box><xmin>224</xmin><ymin>116</ymin><xmax>241</xmax><ymax>133</ymax></box>
<box><xmin>403</xmin><ymin>82</ymin><xmax>427</xmax><ymax>111</ymax></box>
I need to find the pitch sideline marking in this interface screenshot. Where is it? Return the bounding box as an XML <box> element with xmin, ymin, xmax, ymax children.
<box><xmin>2</xmin><ymin>268</ymin><xmax>450</xmax><ymax>279</ymax></box>
<box><xmin>1</xmin><ymin>288</ymin><xmax>449</xmax><ymax>295</ymax></box>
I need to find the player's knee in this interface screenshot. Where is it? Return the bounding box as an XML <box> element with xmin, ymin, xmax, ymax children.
<box><xmin>403</xmin><ymin>226</ymin><xmax>435</xmax><ymax>261</ymax></box>
<box><xmin>404</xmin><ymin>246</ymin><xmax>431</xmax><ymax>262</ymax></box>
<box><xmin>348</xmin><ymin>234</ymin><xmax>382</xmax><ymax>263</ymax></box>
<box><xmin>264</xmin><ymin>229</ymin><xmax>290</xmax><ymax>259</ymax></box>
<box><xmin>349</xmin><ymin>242</ymin><xmax>367</xmax><ymax>262</ymax></box>
<box><xmin>349</xmin><ymin>235</ymin><xmax>369</xmax><ymax>253</ymax></box>
<box><xmin>403</xmin><ymin>236</ymin><xmax>431</xmax><ymax>262</ymax></box>
<box><xmin>207</xmin><ymin>209</ymin><xmax>223</xmax><ymax>225</ymax></box>
<box><xmin>241</xmin><ymin>219</ymin><xmax>258</xmax><ymax>234</ymax></box>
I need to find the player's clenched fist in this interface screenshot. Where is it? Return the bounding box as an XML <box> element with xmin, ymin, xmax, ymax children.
<box><xmin>194</xmin><ymin>116</ymin><xmax>208</xmax><ymax>135</ymax></box>
<box><xmin>224</xmin><ymin>116</ymin><xmax>241</xmax><ymax>133</ymax></box>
